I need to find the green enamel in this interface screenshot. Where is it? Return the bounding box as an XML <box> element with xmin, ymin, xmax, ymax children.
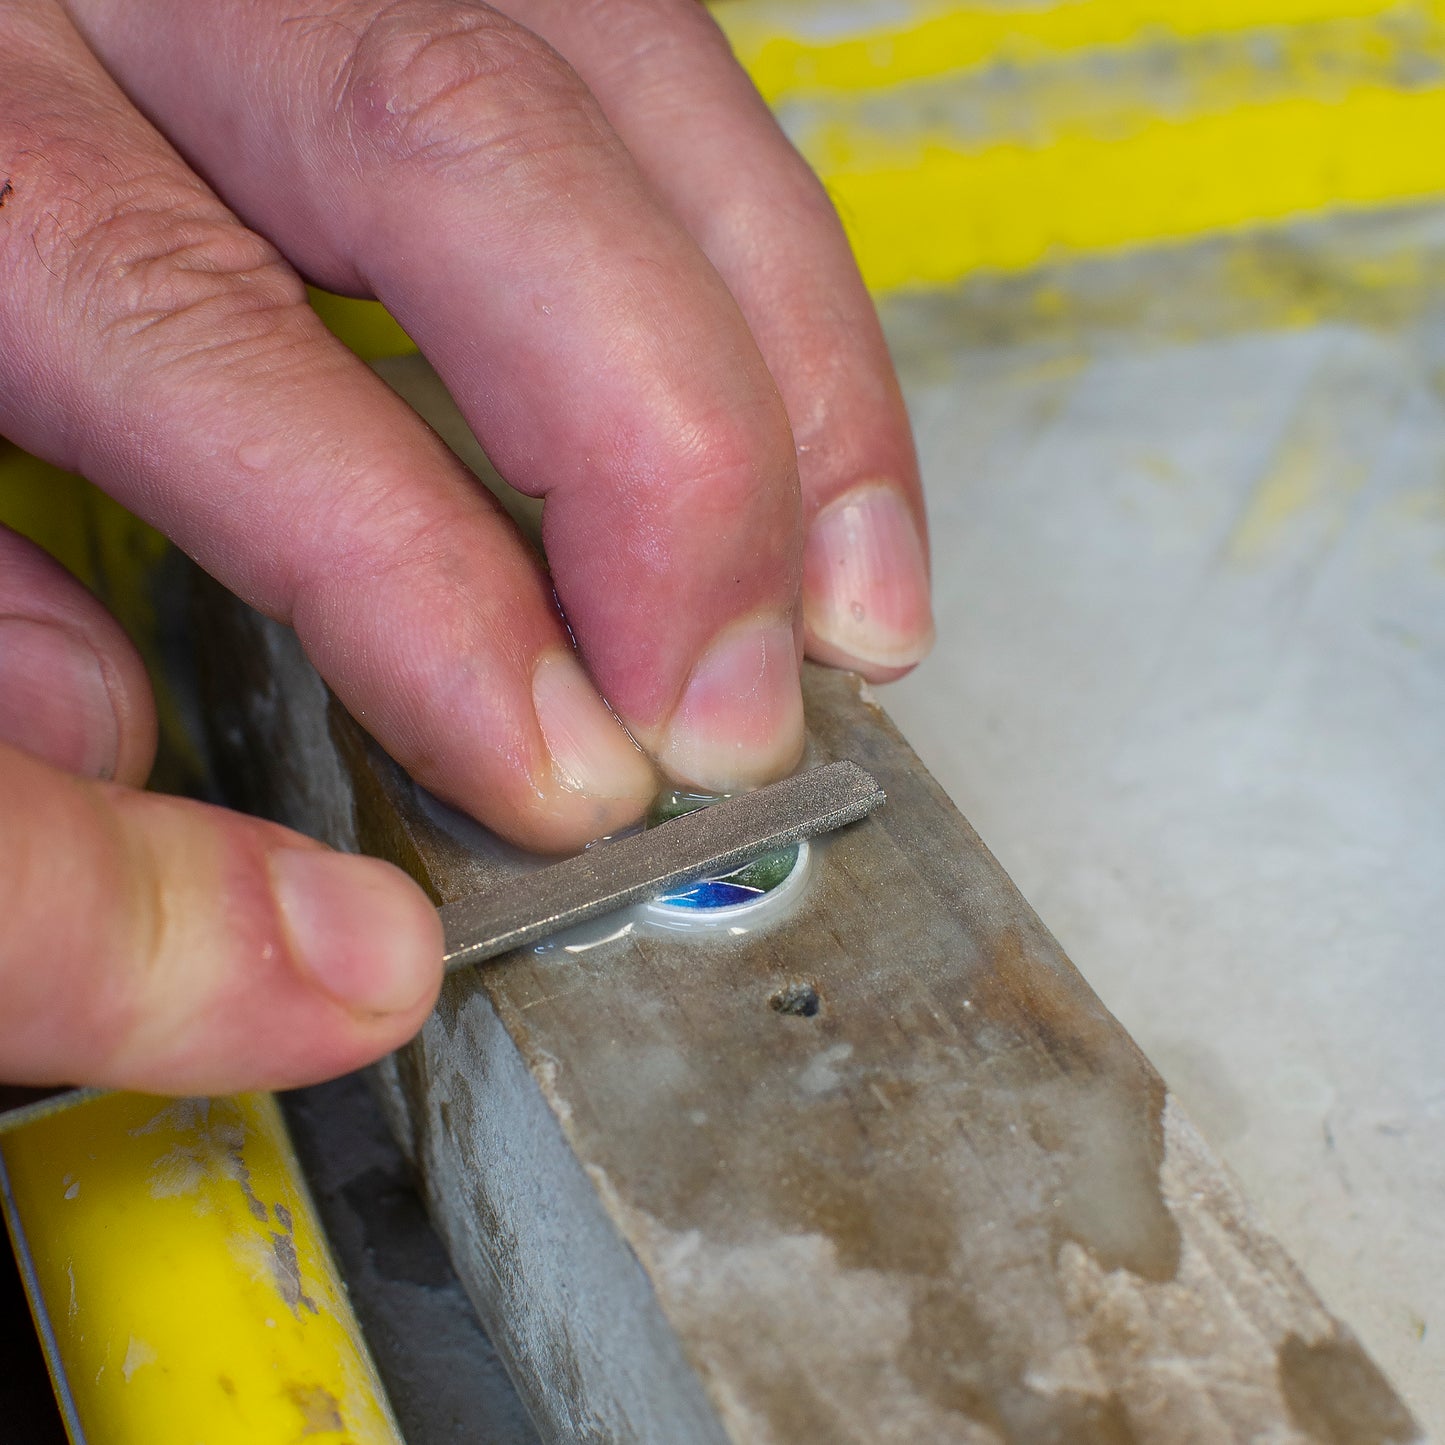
<box><xmin>647</xmin><ymin>790</ymin><xmax>800</xmax><ymax>894</ymax></box>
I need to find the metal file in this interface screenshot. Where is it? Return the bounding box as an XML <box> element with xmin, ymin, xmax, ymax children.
<box><xmin>0</xmin><ymin>761</ymin><xmax>885</xmax><ymax>1134</ymax></box>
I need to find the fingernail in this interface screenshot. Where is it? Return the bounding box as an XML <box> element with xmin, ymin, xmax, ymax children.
<box><xmin>0</xmin><ymin>617</ymin><xmax>119</xmax><ymax>779</ymax></box>
<box><xmin>532</xmin><ymin>650</ymin><xmax>656</xmax><ymax>801</ymax></box>
<box><xmin>805</xmin><ymin>485</ymin><xmax>935</xmax><ymax>673</ymax></box>
<box><xmin>657</xmin><ymin>617</ymin><xmax>804</xmax><ymax>791</ymax></box>
<box><xmin>269</xmin><ymin>849</ymin><xmax>442</xmax><ymax>1016</ymax></box>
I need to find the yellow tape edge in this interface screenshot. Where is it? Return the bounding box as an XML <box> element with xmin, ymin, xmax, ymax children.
<box><xmin>815</xmin><ymin>83</ymin><xmax>1445</xmax><ymax>292</ymax></box>
<box><xmin>716</xmin><ymin>0</ymin><xmax>1438</xmax><ymax>103</ymax></box>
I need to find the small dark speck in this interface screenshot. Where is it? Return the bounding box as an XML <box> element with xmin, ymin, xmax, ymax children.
<box><xmin>0</xmin><ymin>180</ymin><xmax>12</xmax><ymax>209</ymax></box>
<box><xmin>771</xmin><ymin>982</ymin><xmax>821</xmax><ymax>1017</ymax></box>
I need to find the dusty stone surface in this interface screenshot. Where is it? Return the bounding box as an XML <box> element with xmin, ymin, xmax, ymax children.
<box><xmin>197</xmin><ymin>355</ymin><xmax>1425</xmax><ymax>1443</ymax></box>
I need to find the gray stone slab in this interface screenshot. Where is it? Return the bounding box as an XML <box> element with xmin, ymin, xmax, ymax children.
<box><xmin>198</xmin><ymin>572</ymin><xmax>1422</xmax><ymax>1441</ymax></box>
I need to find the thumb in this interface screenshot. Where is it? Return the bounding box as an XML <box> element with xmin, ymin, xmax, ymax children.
<box><xmin>1</xmin><ymin>743</ymin><xmax>442</xmax><ymax>1095</ymax></box>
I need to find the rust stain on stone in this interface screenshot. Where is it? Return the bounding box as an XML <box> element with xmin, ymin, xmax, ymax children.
<box><xmin>903</xmin><ymin>1270</ymin><xmax>1143</xmax><ymax>1441</ymax></box>
<box><xmin>1277</xmin><ymin>1332</ymin><xmax>1422</xmax><ymax>1444</ymax></box>
<box><xmin>984</xmin><ymin>929</ymin><xmax>1182</xmax><ymax>1284</ymax></box>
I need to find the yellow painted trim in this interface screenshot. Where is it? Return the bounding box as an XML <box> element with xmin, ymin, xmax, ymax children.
<box><xmin>818</xmin><ymin>83</ymin><xmax>1445</xmax><ymax>291</ymax></box>
<box><xmin>717</xmin><ymin>0</ymin><xmax>1435</xmax><ymax>102</ymax></box>
<box><xmin>307</xmin><ymin>288</ymin><xmax>415</xmax><ymax>362</ymax></box>
<box><xmin>1</xmin><ymin>1093</ymin><xmax>403</xmax><ymax>1445</ymax></box>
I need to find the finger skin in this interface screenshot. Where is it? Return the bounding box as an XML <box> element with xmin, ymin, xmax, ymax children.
<box><xmin>65</xmin><ymin>0</ymin><xmax>809</xmax><ymax>789</ymax></box>
<box><xmin>0</xmin><ymin>743</ymin><xmax>442</xmax><ymax>1095</ymax></box>
<box><xmin>0</xmin><ymin>0</ymin><xmax>656</xmax><ymax>850</ymax></box>
<box><xmin>0</xmin><ymin>523</ymin><xmax>157</xmax><ymax>784</ymax></box>
<box><xmin>503</xmin><ymin>0</ymin><xmax>935</xmax><ymax>679</ymax></box>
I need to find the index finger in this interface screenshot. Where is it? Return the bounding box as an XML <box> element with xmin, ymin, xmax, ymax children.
<box><xmin>0</xmin><ymin>0</ymin><xmax>657</xmax><ymax>851</ymax></box>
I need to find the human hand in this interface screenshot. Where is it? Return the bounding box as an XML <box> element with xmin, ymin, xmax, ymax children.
<box><xmin>0</xmin><ymin>0</ymin><xmax>932</xmax><ymax>1094</ymax></box>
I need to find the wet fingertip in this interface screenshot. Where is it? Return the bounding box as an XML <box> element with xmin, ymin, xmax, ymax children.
<box><xmin>268</xmin><ymin>848</ymin><xmax>443</xmax><ymax>1018</ymax></box>
<box><xmin>655</xmin><ymin>615</ymin><xmax>805</xmax><ymax>792</ymax></box>
<box><xmin>804</xmin><ymin>483</ymin><xmax>935</xmax><ymax>674</ymax></box>
<box><xmin>532</xmin><ymin>648</ymin><xmax>658</xmax><ymax>809</ymax></box>
<box><xmin>804</xmin><ymin>616</ymin><xmax>938</xmax><ymax>683</ymax></box>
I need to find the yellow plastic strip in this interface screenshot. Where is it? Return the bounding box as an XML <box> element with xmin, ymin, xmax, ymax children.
<box><xmin>0</xmin><ymin>1092</ymin><xmax>403</xmax><ymax>1445</ymax></box>
<box><xmin>717</xmin><ymin>0</ymin><xmax>1432</xmax><ymax>103</ymax></box>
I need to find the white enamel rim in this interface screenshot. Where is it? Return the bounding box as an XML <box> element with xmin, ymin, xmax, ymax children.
<box><xmin>641</xmin><ymin>838</ymin><xmax>813</xmax><ymax>932</ymax></box>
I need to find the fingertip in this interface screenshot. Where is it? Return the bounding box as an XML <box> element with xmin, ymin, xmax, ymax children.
<box><xmin>654</xmin><ymin>615</ymin><xmax>805</xmax><ymax>792</ymax></box>
<box><xmin>803</xmin><ymin>484</ymin><xmax>935</xmax><ymax>679</ymax></box>
<box><xmin>268</xmin><ymin>848</ymin><xmax>443</xmax><ymax>1020</ymax></box>
<box><xmin>520</xmin><ymin>648</ymin><xmax>657</xmax><ymax>851</ymax></box>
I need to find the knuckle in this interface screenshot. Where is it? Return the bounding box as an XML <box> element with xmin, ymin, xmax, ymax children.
<box><xmin>338</xmin><ymin>0</ymin><xmax>611</xmax><ymax>178</ymax></box>
<box><xmin>54</xmin><ymin>185</ymin><xmax>304</xmax><ymax>354</ymax></box>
